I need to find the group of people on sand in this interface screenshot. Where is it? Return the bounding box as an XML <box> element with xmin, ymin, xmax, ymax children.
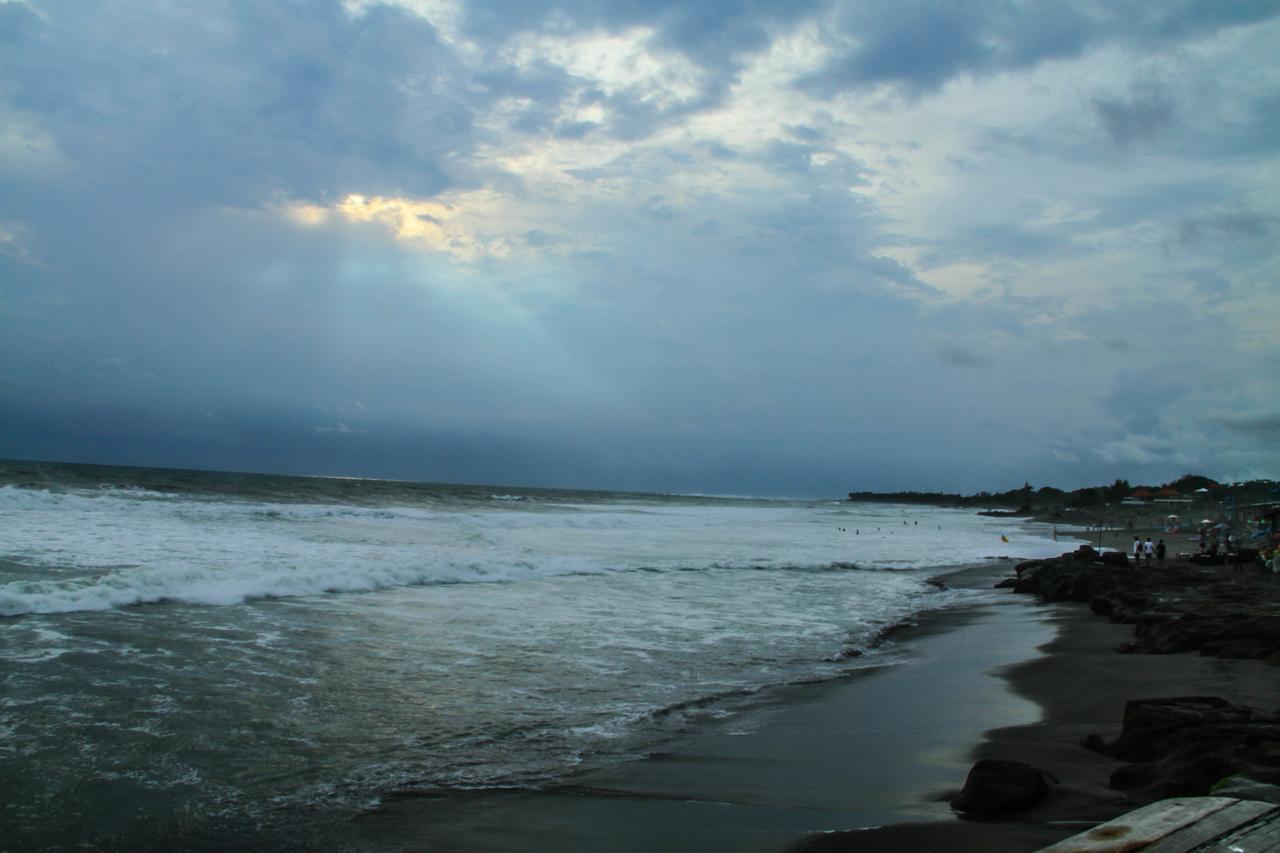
<box><xmin>1198</xmin><ymin>526</ymin><xmax>1235</xmax><ymax>558</ymax></box>
<box><xmin>1131</xmin><ymin>536</ymin><xmax>1166</xmax><ymax>568</ymax></box>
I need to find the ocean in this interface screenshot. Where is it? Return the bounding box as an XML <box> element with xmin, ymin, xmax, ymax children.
<box><xmin>0</xmin><ymin>460</ymin><xmax>1070</xmax><ymax>850</ymax></box>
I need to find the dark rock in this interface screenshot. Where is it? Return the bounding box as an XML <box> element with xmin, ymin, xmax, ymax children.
<box><xmin>950</xmin><ymin>759</ymin><xmax>1052</xmax><ymax>815</ymax></box>
<box><xmin>1081</xmin><ymin>733</ymin><xmax>1107</xmax><ymax>753</ymax></box>
<box><xmin>1085</xmin><ymin>696</ymin><xmax>1280</xmax><ymax>799</ymax></box>
<box><xmin>1011</xmin><ymin>566</ymin><xmax>1042</xmax><ymax>594</ymax></box>
<box><xmin>999</xmin><ymin>555</ymin><xmax>1280</xmax><ymax>661</ymax></box>
<box><xmin>1100</xmin><ymin>550</ymin><xmax>1130</xmax><ymax>568</ymax></box>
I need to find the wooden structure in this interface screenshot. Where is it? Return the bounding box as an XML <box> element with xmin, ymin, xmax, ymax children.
<box><xmin>1038</xmin><ymin>796</ymin><xmax>1279</xmax><ymax>851</ymax></box>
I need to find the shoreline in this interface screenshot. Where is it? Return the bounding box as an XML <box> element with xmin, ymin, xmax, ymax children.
<box><xmin>798</xmin><ymin>548</ymin><xmax>1280</xmax><ymax>851</ymax></box>
<box><xmin>343</xmin><ymin>561</ymin><xmax>1072</xmax><ymax>851</ymax></box>
<box><xmin>341</xmin><ymin>549</ymin><xmax>1279</xmax><ymax>851</ymax></box>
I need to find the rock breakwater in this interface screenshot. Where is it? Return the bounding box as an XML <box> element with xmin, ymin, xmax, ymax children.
<box><xmin>1001</xmin><ymin>545</ymin><xmax>1280</xmax><ymax>663</ymax></box>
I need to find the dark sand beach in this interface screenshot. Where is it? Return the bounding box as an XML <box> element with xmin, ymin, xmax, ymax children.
<box><xmin>354</xmin><ymin>545</ymin><xmax>1279</xmax><ymax>852</ymax></box>
<box><xmin>803</xmin><ymin>542</ymin><xmax>1280</xmax><ymax>852</ymax></box>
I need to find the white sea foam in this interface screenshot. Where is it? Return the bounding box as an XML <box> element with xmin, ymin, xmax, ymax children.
<box><xmin>0</xmin><ymin>484</ymin><xmax>1070</xmax><ymax>617</ymax></box>
<box><xmin>1</xmin><ymin>471</ymin><xmax>1086</xmax><ymax>851</ymax></box>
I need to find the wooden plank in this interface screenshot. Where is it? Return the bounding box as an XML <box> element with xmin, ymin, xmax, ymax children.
<box><xmin>1201</xmin><ymin>807</ymin><xmax>1280</xmax><ymax>851</ymax></box>
<box><xmin>1143</xmin><ymin>800</ymin><xmax>1278</xmax><ymax>852</ymax></box>
<box><xmin>1037</xmin><ymin>797</ymin><xmax>1238</xmax><ymax>852</ymax></box>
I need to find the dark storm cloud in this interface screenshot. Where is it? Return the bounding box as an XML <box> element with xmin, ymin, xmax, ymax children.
<box><xmin>797</xmin><ymin>1</ymin><xmax>1094</xmax><ymax>96</ymax></box>
<box><xmin>1100</xmin><ymin>370</ymin><xmax>1191</xmax><ymax>433</ymax></box>
<box><xmin>1133</xmin><ymin>0</ymin><xmax>1280</xmax><ymax>39</ymax></box>
<box><xmin>1093</xmin><ymin>90</ymin><xmax>1175</xmax><ymax>149</ymax></box>
<box><xmin>0</xmin><ymin>0</ymin><xmax>477</xmax><ymax>206</ymax></box>
<box><xmin>1214</xmin><ymin>413</ymin><xmax>1280</xmax><ymax>440</ymax></box>
<box><xmin>1179</xmin><ymin>211</ymin><xmax>1276</xmax><ymax>246</ymax></box>
<box><xmin>458</xmin><ymin>0</ymin><xmax>822</xmax><ymax>66</ymax></box>
<box><xmin>936</xmin><ymin>342</ymin><xmax>991</xmax><ymax>368</ymax></box>
<box><xmin>796</xmin><ymin>0</ymin><xmax>1280</xmax><ymax>97</ymax></box>
<box><xmin>784</xmin><ymin>124</ymin><xmax>823</xmax><ymax>143</ymax></box>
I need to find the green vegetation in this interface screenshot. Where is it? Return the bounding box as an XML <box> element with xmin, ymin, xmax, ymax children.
<box><xmin>846</xmin><ymin>474</ymin><xmax>1280</xmax><ymax>511</ymax></box>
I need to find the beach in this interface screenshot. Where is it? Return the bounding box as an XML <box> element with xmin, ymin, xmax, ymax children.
<box><xmin>357</xmin><ymin>552</ymin><xmax>1280</xmax><ymax>852</ymax></box>
<box><xmin>5</xmin><ymin>463</ymin><xmax>1277</xmax><ymax>851</ymax></box>
<box><xmin>2</xmin><ymin>464</ymin><xmax>1081</xmax><ymax>851</ymax></box>
<box><xmin>802</xmin><ymin>545</ymin><xmax>1280</xmax><ymax>852</ymax></box>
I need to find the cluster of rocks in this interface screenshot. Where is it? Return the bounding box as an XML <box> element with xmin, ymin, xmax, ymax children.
<box><xmin>998</xmin><ymin>545</ymin><xmax>1280</xmax><ymax>662</ymax></box>
<box><xmin>1083</xmin><ymin>697</ymin><xmax>1280</xmax><ymax>800</ymax></box>
<box><xmin>950</xmin><ymin>547</ymin><xmax>1280</xmax><ymax>819</ymax></box>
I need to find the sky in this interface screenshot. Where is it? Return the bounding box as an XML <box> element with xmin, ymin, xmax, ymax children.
<box><xmin>1</xmin><ymin>0</ymin><xmax>1278</xmax><ymax>497</ymax></box>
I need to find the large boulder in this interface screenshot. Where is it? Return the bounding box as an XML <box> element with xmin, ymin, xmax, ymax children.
<box><xmin>950</xmin><ymin>759</ymin><xmax>1052</xmax><ymax>815</ymax></box>
<box><xmin>1002</xmin><ymin>555</ymin><xmax>1280</xmax><ymax>661</ymax></box>
<box><xmin>1100</xmin><ymin>550</ymin><xmax>1131</xmax><ymax>568</ymax></box>
<box><xmin>1071</xmin><ymin>544</ymin><xmax>1100</xmax><ymax>561</ymax></box>
<box><xmin>1083</xmin><ymin>697</ymin><xmax>1280</xmax><ymax>798</ymax></box>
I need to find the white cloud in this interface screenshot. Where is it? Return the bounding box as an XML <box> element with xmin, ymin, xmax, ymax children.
<box><xmin>0</xmin><ymin>220</ymin><xmax>42</xmax><ymax>266</ymax></box>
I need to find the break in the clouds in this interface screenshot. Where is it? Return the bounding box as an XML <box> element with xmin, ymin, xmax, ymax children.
<box><xmin>1</xmin><ymin>0</ymin><xmax>1278</xmax><ymax>495</ymax></box>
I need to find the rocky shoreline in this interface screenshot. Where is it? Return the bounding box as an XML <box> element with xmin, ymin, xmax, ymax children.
<box><xmin>996</xmin><ymin>546</ymin><xmax>1280</xmax><ymax>804</ymax></box>
<box><xmin>1003</xmin><ymin>545</ymin><xmax>1280</xmax><ymax>661</ymax></box>
<box><xmin>796</xmin><ymin>546</ymin><xmax>1280</xmax><ymax>852</ymax></box>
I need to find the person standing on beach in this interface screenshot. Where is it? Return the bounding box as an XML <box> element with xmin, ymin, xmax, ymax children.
<box><xmin>1144</xmin><ymin>538</ymin><xmax>1154</xmax><ymax>567</ymax></box>
<box><xmin>1155</xmin><ymin>538</ymin><xmax>1166</xmax><ymax>568</ymax></box>
<box><xmin>1132</xmin><ymin>536</ymin><xmax>1143</xmax><ymax>568</ymax></box>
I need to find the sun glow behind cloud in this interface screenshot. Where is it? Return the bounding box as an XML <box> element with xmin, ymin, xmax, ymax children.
<box><xmin>283</xmin><ymin>192</ymin><xmax>520</xmax><ymax>261</ymax></box>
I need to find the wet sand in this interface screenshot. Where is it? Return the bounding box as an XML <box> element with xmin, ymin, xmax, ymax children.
<box><xmin>799</xmin><ymin>555</ymin><xmax>1280</xmax><ymax>852</ymax></box>
<box><xmin>1048</xmin><ymin>516</ymin><xmax>1206</xmax><ymax>562</ymax></box>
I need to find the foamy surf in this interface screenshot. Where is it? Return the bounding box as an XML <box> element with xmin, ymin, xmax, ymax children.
<box><xmin>0</xmin><ymin>481</ymin><xmax>1066</xmax><ymax>616</ymax></box>
<box><xmin>0</xmin><ymin>461</ymin><xmax>1071</xmax><ymax>851</ymax></box>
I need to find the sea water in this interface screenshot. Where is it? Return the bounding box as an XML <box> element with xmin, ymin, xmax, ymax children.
<box><xmin>0</xmin><ymin>460</ymin><xmax>1070</xmax><ymax>850</ymax></box>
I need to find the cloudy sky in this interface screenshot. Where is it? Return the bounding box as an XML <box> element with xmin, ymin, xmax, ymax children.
<box><xmin>2</xmin><ymin>0</ymin><xmax>1278</xmax><ymax>496</ymax></box>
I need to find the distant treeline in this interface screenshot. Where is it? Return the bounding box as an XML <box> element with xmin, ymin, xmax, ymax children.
<box><xmin>846</xmin><ymin>474</ymin><xmax>1279</xmax><ymax>510</ymax></box>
